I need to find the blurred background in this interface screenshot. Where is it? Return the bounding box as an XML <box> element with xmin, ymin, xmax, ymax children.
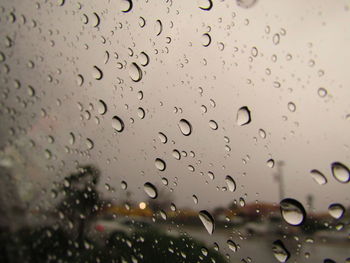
<box><xmin>0</xmin><ymin>0</ymin><xmax>349</xmax><ymax>262</ymax></box>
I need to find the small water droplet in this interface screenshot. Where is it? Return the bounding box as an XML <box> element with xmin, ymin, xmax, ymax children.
<box><xmin>273</xmin><ymin>33</ymin><xmax>280</xmax><ymax>45</ymax></box>
<box><xmin>287</xmin><ymin>102</ymin><xmax>296</xmax><ymax>112</ymax></box>
<box><xmin>193</xmin><ymin>194</ymin><xmax>198</xmax><ymax>204</ymax></box>
<box><xmin>198</xmin><ymin>210</ymin><xmax>215</xmax><ymax>235</ymax></box>
<box><xmin>318</xmin><ymin>87</ymin><xmax>327</xmax><ymax>97</ymax></box>
<box><xmin>236</xmin><ymin>0</ymin><xmax>257</xmax><ymax>9</ymax></box>
<box><xmin>251</xmin><ymin>46</ymin><xmax>258</xmax><ymax>57</ymax></box>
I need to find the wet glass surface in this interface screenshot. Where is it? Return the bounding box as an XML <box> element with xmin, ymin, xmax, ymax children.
<box><xmin>0</xmin><ymin>0</ymin><xmax>349</xmax><ymax>262</ymax></box>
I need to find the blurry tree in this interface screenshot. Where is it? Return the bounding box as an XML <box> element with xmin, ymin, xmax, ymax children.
<box><xmin>56</xmin><ymin>165</ymin><xmax>101</xmax><ymax>242</ymax></box>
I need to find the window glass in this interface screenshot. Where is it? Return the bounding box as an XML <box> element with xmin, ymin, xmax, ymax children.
<box><xmin>0</xmin><ymin>1</ymin><xmax>349</xmax><ymax>262</ymax></box>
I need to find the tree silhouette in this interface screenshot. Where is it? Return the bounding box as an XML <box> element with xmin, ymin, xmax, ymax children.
<box><xmin>56</xmin><ymin>165</ymin><xmax>101</xmax><ymax>242</ymax></box>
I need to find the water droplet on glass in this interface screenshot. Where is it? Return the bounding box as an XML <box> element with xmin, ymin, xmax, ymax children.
<box><xmin>209</xmin><ymin>120</ymin><xmax>218</xmax><ymax>130</ymax></box>
<box><xmin>112</xmin><ymin>116</ymin><xmax>125</xmax><ymax>132</ymax></box>
<box><xmin>272</xmin><ymin>240</ymin><xmax>290</xmax><ymax>263</ymax></box>
<box><xmin>236</xmin><ymin>0</ymin><xmax>257</xmax><ymax>9</ymax></box>
<box><xmin>331</xmin><ymin>162</ymin><xmax>349</xmax><ymax>183</ymax></box>
<box><xmin>259</xmin><ymin>129</ymin><xmax>266</xmax><ymax>139</ymax></box>
<box><xmin>198</xmin><ymin>0</ymin><xmax>213</xmax><ymax>11</ymax></box>
<box><xmin>225</xmin><ymin>176</ymin><xmax>236</xmax><ymax>192</ymax></box>
<box><xmin>328</xmin><ymin>203</ymin><xmax>345</xmax><ymax>219</ymax></box>
<box><xmin>193</xmin><ymin>194</ymin><xmax>198</xmax><ymax>204</ymax></box>
<box><xmin>236</xmin><ymin>106</ymin><xmax>251</xmax><ymax>126</ymax></box>
<box><xmin>251</xmin><ymin>46</ymin><xmax>258</xmax><ymax>57</ymax></box>
<box><xmin>201</xmin><ymin>33</ymin><xmax>211</xmax><ymax>47</ymax></box>
<box><xmin>178</xmin><ymin>119</ymin><xmax>192</xmax><ymax>136</ymax></box>
<box><xmin>154</xmin><ymin>20</ymin><xmax>163</xmax><ymax>36</ymax></box>
<box><xmin>139</xmin><ymin>52</ymin><xmax>149</xmax><ymax>66</ymax></box>
<box><xmin>121</xmin><ymin>0</ymin><xmax>133</xmax><ymax>13</ymax></box>
<box><xmin>92</xmin><ymin>66</ymin><xmax>103</xmax><ymax>80</ymax></box>
<box><xmin>273</xmin><ymin>33</ymin><xmax>280</xmax><ymax>45</ymax></box>
<box><xmin>318</xmin><ymin>87</ymin><xmax>327</xmax><ymax>98</ymax></box>
<box><xmin>158</xmin><ymin>132</ymin><xmax>167</xmax><ymax>143</ymax></box>
<box><xmin>86</xmin><ymin>138</ymin><xmax>94</xmax><ymax>149</ymax></box>
<box><xmin>198</xmin><ymin>210</ymin><xmax>215</xmax><ymax>235</ymax></box>
<box><xmin>227</xmin><ymin>240</ymin><xmax>237</xmax><ymax>252</ymax></box>
<box><xmin>160</xmin><ymin>210</ymin><xmax>167</xmax><ymax>220</ymax></box>
<box><xmin>144</xmin><ymin>182</ymin><xmax>157</xmax><ymax>199</ymax></box>
<box><xmin>280</xmin><ymin>198</ymin><xmax>306</xmax><ymax>226</ymax></box>
<box><xmin>121</xmin><ymin>181</ymin><xmax>128</xmax><ymax>190</ymax></box>
<box><xmin>137</xmin><ymin>107</ymin><xmax>145</xmax><ymax>119</ymax></box>
<box><xmin>97</xmin><ymin>100</ymin><xmax>107</xmax><ymax>115</ymax></box>
<box><xmin>155</xmin><ymin>158</ymin><xmax>166</xmax><ymax>171</ymax></box>
<box><xmin>287</xmin><ymin>102</ymin><xmax>296</xmax><ymax>112</ymax></box>
<box><xmin>92</xmin><ymin>12</ymin><xmax>100</xmax><ymax>27</ymax></box>
<box><xmin>172</xmin><ymin>149</ymin><xmax>181</xmax><ymax>160</ymax></box>
<box><xmin>129</xmin><ymin>62</ymin><xmax>142</xmax><ymax>82</ymax></box>
<box><xmin>310</xmin><ymin>169</ymin><xmax>327</xmax><ymax>185</ymax></box>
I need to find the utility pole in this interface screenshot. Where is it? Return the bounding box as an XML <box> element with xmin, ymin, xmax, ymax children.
<box><xmin>274</xmin><ymin>160</ymin><xmax>285</xmax><ymax>201</ymax></box>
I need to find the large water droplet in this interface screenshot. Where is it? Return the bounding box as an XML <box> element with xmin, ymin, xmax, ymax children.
<box><xmin>280</xmin><ymin>198</ymin><xmax>306</xmax><ymax>226</ymax></box>
<box><xmin>112</xmin><ymin>116</ymin><xmax>124</xmax><ymax>132</ymax></box>
<box><xmin>225</xmin><ymin>175</ymin><xmax>236</xmax><ymax>192</ymax></box>
<box><xmin>155</xmin><ymin>158</ymin><xmax>166</xmax><ymax>171</ymax></box>
<box><xmin>236</xmin><ymin>106</ymin><xmax>251</xmax><ymax>126</ymax></box>
<box><xmin>129</xmin><ymin>62</ymin><xmax>142</xmax><ymax>82</ymax></box>
<box><xmin>310</xmin><ymin>169</ymin><xmax>327</xmax><ymax>185</ymax></box>
<box><xmin>331</xmin><ymin>162</ymin><xmax>349</xmax><ymax>183</ymax></box>
<box><xmin>198</xmin><ymin>210</ymin><xmax>215</xmax><ymax>235</ymax></box>
<box><xmin>144</xmin><ymin>182</ymin><xmax>157</xmax><ymax>199</ymax></box>
<box><xmin>328</xmin><ymin>203</ymin><xmax>345</xmax><ymax>219</ymax></box>
<box><xmin>178</xmin><ymin>119</ymin><xmax>192</xmax><ymax>136</ymax></box>
<box><xmin>272</xmin><ymin>240</ymin><xmax>290</xmax><ymax>263</ymax></box>
<box><xmin>121</xmin><ymin>0</ymin><xmax>133</xmax><ymax>13</ymax></box>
